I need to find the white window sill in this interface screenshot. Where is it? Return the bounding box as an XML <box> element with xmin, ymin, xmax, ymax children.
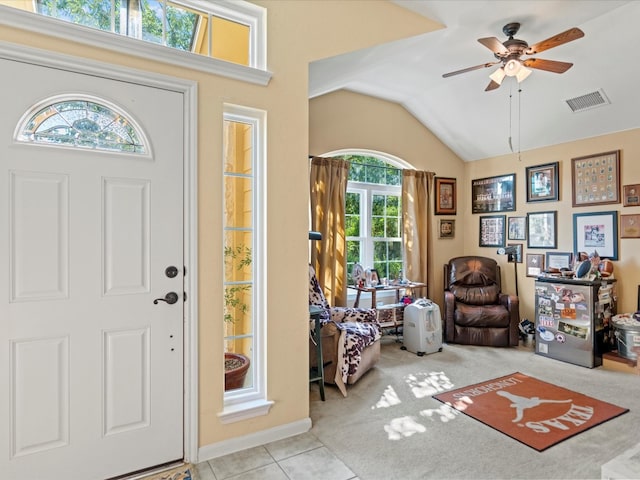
<box><xmin>218</xmin><ymin>399</ymin><xmax>274</xmax><ymax>425</ymax></box>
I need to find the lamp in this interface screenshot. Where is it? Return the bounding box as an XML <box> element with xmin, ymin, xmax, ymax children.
<box><xmin>496</xmin><ymin>246</ymin><xmax>520</xmax><ymax>297</ymax></box>
<box><xmin>515</xmin><ymin>66</ymin><xmax>532</xmax><ymax>83</ymax></box>
<box><xmin>504</xmin><ymin>58</ymin><xmax>522</xmax><ymax>77</ymax></box>
<box><xmin>489</xmin><ymin>67</ymin><xmax>506</xmax><ymax>85</ymax></box>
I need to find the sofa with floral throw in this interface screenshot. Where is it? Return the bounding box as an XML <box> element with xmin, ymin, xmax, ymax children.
<box><xmin>309</xmin><ymin>264</ymin><xmax>381</xmax><ymax>396</ymax></box>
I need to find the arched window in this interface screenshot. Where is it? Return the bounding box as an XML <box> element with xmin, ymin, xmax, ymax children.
<box><xmin>16</xmin><ymin>98</ymin><xmax>148</xmax><ymax>154</ymax></box>
<box><xmin>327</xmin><ymin>150</ymin><xmax>412</xmax><ymax>285</ymax></box>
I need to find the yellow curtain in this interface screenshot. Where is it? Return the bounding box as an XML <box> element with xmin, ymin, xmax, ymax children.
<box><xmin>402</xmin><ymin>170</ymin><xmax>435</xmax><ymax>297</ymax></box>
<box><xmin>310</xmin><ymin>156</ymin><xmax>349</xmax><ymax>307</ymax></box>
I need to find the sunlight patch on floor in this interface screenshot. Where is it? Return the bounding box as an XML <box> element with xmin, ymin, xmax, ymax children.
<box><xmin>376</xmin><ymin>371</ymin><xmax>462</xmax><ymax>440</ymax></box>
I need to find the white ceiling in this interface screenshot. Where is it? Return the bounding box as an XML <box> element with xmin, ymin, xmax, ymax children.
<box><xmin>309</xmin><ymin>1</ymin><xmax>640</xmax><ymax>162</ymax></box>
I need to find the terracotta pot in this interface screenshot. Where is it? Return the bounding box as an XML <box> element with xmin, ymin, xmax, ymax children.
<box><xmin>224</xmin><ymin>352</ymin><xmax>250</xmax><ymax>391</ymax></box>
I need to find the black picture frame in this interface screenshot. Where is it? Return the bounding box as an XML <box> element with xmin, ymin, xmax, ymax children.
<box><xmin>471</xmin><ymin>174</ymin><xmax>516</xmax><ymax>214</ymax></box>
<box><xmin>526</xmin><ymin>161</ymin><xmax>559</xmax><ymax>202</ymax></box>
<box><xmin>545</xmin><ymin>252</ymin><xmax>572</xmax><ymax>270</ymax></box>
<box><xmin>527</xmin><ymin>211</ymin><xmax>557</xmax><ymax>249</ymax></box>
<box><xmin>479</xmin><ymin>215</ymin><xmax>506</xmax><ymax>247</ymax></box>
<box><xmin>439</xmin><ymin>219</ymin><xmax>455</xmax><ymax>239</ymax></box>
<box><xmin>507</xmin><ymin>243</ymin><xmax>523</xmax><ymax>263</ymax></box>
<box><xmin>508</xmin><ymin>216</ymin><xmax>527</xmax><ymax>240</ymax></box>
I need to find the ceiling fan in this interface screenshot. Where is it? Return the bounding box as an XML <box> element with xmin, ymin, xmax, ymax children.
<box><xmin>442</xmin><ymin>22</ymin><xmax>584</xmax><ymax>91</ymax></box>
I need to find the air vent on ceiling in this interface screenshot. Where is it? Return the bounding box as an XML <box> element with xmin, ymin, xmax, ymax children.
<box><xmin>565</xmin><ymin>89</ymin><xmax>610</xmax><ymax>113</ymax></box>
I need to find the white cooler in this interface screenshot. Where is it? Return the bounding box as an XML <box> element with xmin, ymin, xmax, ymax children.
<box><xmin>401</xmin><ymin>299</ymin><xmax>443</xmax><ymax>356</ymax></box>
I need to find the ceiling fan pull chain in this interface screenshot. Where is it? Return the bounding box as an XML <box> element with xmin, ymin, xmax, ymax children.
<box><xmin>518</xmin><ymin>87</ymin><xmax>522</xmax><ymax>161</ymax></box>
<box><xmin>508</xmin><ymin>83</ymin><xmax>513</xmax><ymax>153</ymax></box>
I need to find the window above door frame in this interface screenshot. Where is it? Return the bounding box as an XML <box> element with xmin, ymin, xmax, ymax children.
<box><xmin>0</xmin><ymin>1</ymin><xmax>271</xmax><ymax>86</ymax></box>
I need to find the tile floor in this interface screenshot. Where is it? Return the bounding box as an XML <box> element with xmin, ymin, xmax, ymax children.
<box><xmin>192</xmin><ymin>432</ymin><xmax>358</xmax><ymax>480</ymax></box>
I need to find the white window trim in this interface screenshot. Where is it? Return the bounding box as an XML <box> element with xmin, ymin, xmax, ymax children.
<box><xmin>324</xmin><ymin>149</ymin><xmax>413</xmax><ymax>304</ymax></box>
<box><xmin>219</xmin><ymin>103</ymin><xmax>270</xmax><ymax>423</ymax></box>
<box><xmin>0</xmin><ymin>1</ymin><xmax>272</xmax><ymax>86</ymax></box>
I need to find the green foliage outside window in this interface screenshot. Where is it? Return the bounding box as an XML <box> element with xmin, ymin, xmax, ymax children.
<box><xmin>36</xmin><ymin>0</ymin><xmax>197</xmax><ymax>51</ymax></box>
<box><xmin>341</xmin><ymin>155</ymin><xmax>402</xmax><ymax>284</ymax></box>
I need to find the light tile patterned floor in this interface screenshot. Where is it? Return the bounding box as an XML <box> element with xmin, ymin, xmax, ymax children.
<box><xmin>193</xmin><ymin>432</ymin><xmax>358</xmax><ymax>480</ymax></box>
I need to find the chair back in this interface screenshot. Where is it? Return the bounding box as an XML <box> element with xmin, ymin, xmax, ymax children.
<box><xmin>444</xmin><ymin>256</ymin><xmax>502</xmax><ymax>306</ymax></box>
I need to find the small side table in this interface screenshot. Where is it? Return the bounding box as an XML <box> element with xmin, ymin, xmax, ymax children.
<box><xmin>353</xmin><ymin>282</ymin><xmax>427</xmax><ymax>308</ymax></box>
<box><xmin>309</xmin><ymin>305</ymin><xmax>325</xmax><ymax>401</ymax></box>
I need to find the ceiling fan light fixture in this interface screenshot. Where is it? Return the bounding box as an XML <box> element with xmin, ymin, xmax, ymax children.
<box><xmin>504</xmin><ymin>58</ymin><xmax>522</xmax><ymax>77</ymax></box>
<box><xmin>516</xmin><ymin>65</ymin><xmax>532</xmax><ymax>83</ymax></box>
<box><xmin>489</xmin><ymin>67</ymin><xmax>506</xmax><ymax>85</ymax></box>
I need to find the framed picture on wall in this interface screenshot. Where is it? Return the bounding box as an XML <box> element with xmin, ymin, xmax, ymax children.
<box><xmin>571</xmin><ymin>150</ymin><xmax>620</xmax><ymax>207</ymax></box>
<box><xmin>620</xmin><ymin>214</ymin><xmax>640</xmax><ymax>238</ymax></box>
<box><xmin>435</xmin><ymin>177</ymin><xmax>457</xmax><ymax>215</ymax></box>
<box><xmin>507</xmin><ymin>243</ymin><xmax>523</xmax><ymax>263</ymax></box>
<box><xmin>545</xmin><ymin>252</ymin><xmax>572</xmax><ymax>270</ymax></box>
<box><xmin>526</xmin><ymin>253</ymin><xmax>544</xmax><ymax>278</ymax></box>
<box><xmin>623</xmin><ymin>184</ymin><xmax>640</xmax><ymax>207</ymax></box>
<box><xmin>508</xmin><ymin>216</ymin><xmax>527</xmax><ymax>240</ymax></box>
<box><xmin>526</xmin><ymin>161</ymin><xmax>559</xmax><ymax>202</ymax></box>
<box><xmin>573</xmin><ymin>211</ymin><xmax>618</xmax><ymax>260</ymax></box>
<box><xmin>439</xmin><ymin>219</ymin><xmax>455</xmax><ymax>238</ymax></box>
<box><xmin>471</xmin><ymin>174</ymin><xmax>516</xmax><ymax>214</ymax></box>
<box><xmin>527</xmin><ymin>211</ymin><xmax>557</xmax><ymax>249</ymax></box>
<box><xmin>479</xmin><ymin>214</ymin><xmax>506</xmax><ymax>247</ymax></box>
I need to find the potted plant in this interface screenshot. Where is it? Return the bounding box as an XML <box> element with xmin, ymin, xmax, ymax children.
<box><xmin>223</xmin><ymin>244</ymin><xmax>252</xmax><ymax>390</ymax></box>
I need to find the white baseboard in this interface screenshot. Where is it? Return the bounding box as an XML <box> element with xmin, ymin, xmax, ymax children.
<box><xmin>197</xmin><ymin>417</ymin><xmax>312</xmax><ymax>462</ymax></box>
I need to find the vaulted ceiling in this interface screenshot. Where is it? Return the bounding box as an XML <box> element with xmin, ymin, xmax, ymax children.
<box><xmin>309</xmin><ymin>1</ymin><xmax>640</xmax><ymax>162</ymax></box>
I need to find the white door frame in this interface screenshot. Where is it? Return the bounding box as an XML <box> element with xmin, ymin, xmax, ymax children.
<box><xmin>0</xmin><ymin>40</ymin><xmax>199</xmax><ymax>465</ymax></box>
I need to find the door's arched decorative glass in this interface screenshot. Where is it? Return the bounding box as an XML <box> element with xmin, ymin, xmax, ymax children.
<box><xmin>16</xmin><ymin>99</ymin><xmax>147</xmax><ymax>154</ymax></box>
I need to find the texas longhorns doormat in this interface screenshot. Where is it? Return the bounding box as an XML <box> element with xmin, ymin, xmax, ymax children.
<box><xmin>433</xmin><ymin>372</ymin><xmax>628</xmax><ymax>451</ymax></box>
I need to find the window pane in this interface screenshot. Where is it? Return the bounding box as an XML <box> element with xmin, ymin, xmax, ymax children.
<box><xmin>17</xmin><ymin>99</ymin><xmax>146</xmax><ymax>153</ymax></box>
<box><xmin>386</xmin><ymin>195</ymin><xmax>399</xmax><ymax>215</ymax></box>
<box><xmin>345</xmin><ymin>192</ymin><xmax>360</xmax><ymax>214</ymax></box>
<box><xmin>223</xmin><ymin>177</ymin><xmax>252</xmax><ymax>228</ymax></box>
<box><xmin>211</xmin><ymin>15</ymin><xmax>250</xmax><ymax>65</ymax></box>
<box><xmin>166</xmin><ymin>2</ymin><xmax>199</xmax><ymax>51</ymax></box>
<box><xmin>223</xmin><ymin>121</ymin><xmax>253</xmax><ymax>174</ymax></box>
<box><xmin>371</xmin><ymin>217</ymin><xmax>385</xmax><ymax>237</ymax></box>
<box><xmin>372</xmin><ymin>194</ymin><xmax>385</xmax><ymax>216</ymax></box>
<box><xmin>345</xmin><ymin>215</ymin><xmax>360</xmax><ymax>237</ymax></box>
<box><xmin>386</xmin><ymin>217</ymin><xmax>399</xmax><ymax>238</ymax></box>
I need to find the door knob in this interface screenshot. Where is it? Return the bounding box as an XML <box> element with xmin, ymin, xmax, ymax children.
<box><xmin>153</xmin><ymin>292</ymin><xmax>179</xmax><ymax>305</ymax></box>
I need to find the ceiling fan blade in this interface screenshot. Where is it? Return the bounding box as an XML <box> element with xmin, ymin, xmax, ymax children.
<box><xmin>523</xmin><ymin>58</ymin><xmax>573</xmax><ymax>73</ymax></box>
<box><xmin>485</xmin><ymin>80</ymin><xmax>501</xmax><ymax>92</ymax></box>
<box><xmin>443</xmin><ymin>61</ymin><xmax>500</xmax><ymax>78</ymax></box>
<box><xmin>525</xmin><ymin>27</ymin><xmax>584</xmax><ymax>55</ymax></box>
<box><xmin>478</xmin><ymin>37</ymin><xmax>509</xmax><ymax>56</ymax></box>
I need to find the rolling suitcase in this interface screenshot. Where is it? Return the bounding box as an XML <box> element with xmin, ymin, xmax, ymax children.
<box><xmin>401</xmin><ymin>299</ymin><xmax>442</xmax><ymax>356</ymax></box>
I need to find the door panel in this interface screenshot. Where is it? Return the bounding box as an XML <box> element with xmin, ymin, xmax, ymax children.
<box><xmin>0</xmin><ymin>57</ymin><xmax>184</xmax><ymax>480</ymax></box>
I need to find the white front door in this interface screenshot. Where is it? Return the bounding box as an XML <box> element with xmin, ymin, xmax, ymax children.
<box><xmin>0</xmin><ymin>57</ymin><xmax>184</xmax><ymax>479</ymax></box>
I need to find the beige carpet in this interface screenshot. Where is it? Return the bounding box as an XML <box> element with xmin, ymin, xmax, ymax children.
<box><xmin>309</xmin><ymin>336</ymin><xmax>640</xmax><ymax>479</ymax></box>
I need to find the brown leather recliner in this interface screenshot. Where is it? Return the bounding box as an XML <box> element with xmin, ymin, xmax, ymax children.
<box><xmin>444</xmin><ymin>256</ymin><xmax>519</xmax><ymax>347</ymax></box>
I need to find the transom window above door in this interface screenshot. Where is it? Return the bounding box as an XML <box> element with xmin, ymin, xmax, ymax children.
<box><xmin>0</xmin><ymin>0</ymin><xmax>270</xmax><ymax>84</ymax></box>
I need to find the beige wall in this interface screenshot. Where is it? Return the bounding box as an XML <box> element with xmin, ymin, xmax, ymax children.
<box><xmin>0</xmin><ymin>0</ymin><xmax>440</xmax><ymax>451</ymax></box>
<box><xmin>310</xmin><ymin>91</ymin><xmax>640</xmax><ymax>322</ymax></box>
